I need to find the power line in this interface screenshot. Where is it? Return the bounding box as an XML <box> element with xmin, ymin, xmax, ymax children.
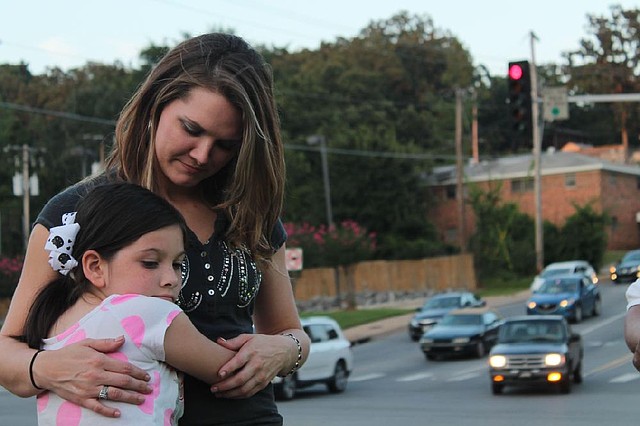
<box><xmin>0</xmin><ymin>102</ymin><xmax>116</xmax><ymax>127</ymax></box>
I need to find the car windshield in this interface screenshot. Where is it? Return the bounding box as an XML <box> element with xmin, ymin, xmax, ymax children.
<box><xmin>499</xmin><ymin>321</ymin><xmax>564</xmax><ymax>343</ymax></box>
<box><xmin>439</xmin><ymin>314</ymin><xmax>482</xmax><ymax>326</ymax></box>
<box><xmin>623</xmin><ymin>252</ymin><xmax>640</xmax><ymax>262</ymax></box>
<box><xmin>423</xmin><ymin>296</ymin><xmax>461</xmax><ymax>309</ymax></box>
<box><xmin>538</xmin><ymin>279</ymin><xmax>578</xmax><ymax>294</ymax></box>
<box><xmin>540</xmin><ymin>267</ymin><xmax>572</xmax><ymax>278</ymax></box>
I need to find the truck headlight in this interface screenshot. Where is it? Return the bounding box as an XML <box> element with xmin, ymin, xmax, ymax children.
<box><xmin>544</xmin><ymin>353</ymin><xmax>565</xmax><ymax>366</ymax></box>
<box><xmin>489</xmin><ymin>355</ymin><xmax>507</xmax><ymax>368</ymax></box>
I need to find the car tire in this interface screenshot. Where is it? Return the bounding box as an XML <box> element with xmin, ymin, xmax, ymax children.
<box><xmin>592</xmin><ymin>298</ymin><xmax>602</xmax><ymax>317</ymax></box>
<box><xmin>425</xmin><ymin>353</ymin><xmax>437</xmax><ymax>361</ymax></box>
<box><xmin>491</xmin><ymin>383</ymin><xmax>503</xmax><ymax>395</ymax></box>
<box><xmin>328</xmin><ymin>361</ymin><xmax>348</xmax><ymax>393</ymax></box>
<box><xmin>573</xmin><ymin>305</ymin><xmax>583</xmax><ymax>323</ymax></box>
<box><xmin>274</xmin><ymin>374</ymin><xmax>297</xmax><ymax>400</ymax></box>
<box><xmin>475</xmin><ymin>342</ymin><xmax>485</xmax><ymax>358</ymax></box>
<box><xmin>574</xmin><ymin>361</ymin><xmax>583</xmax><ymax>384</ymax></box>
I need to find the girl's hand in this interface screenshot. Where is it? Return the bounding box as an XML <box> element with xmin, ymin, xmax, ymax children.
<box><xmin>36</xmin><ymin>336</ymin><xmax>152</xmax><ymax>418</ymax></box>
<box><xmin>211</xmin><ymin>333</ymin><xmax>295</xmax><ymax>399</ymax></box>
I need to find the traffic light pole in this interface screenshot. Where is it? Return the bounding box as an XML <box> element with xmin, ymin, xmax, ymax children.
<box><xmin>530</xmin><ymin>32</ymin><xmax>544</xmax><ymax>273</ymax></box>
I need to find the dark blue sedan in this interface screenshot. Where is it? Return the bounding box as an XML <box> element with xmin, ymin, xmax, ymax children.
<box><xmin>526</xmin><ymin>274</ymin><xmax>601</xmax><ymax>323</ymax></box>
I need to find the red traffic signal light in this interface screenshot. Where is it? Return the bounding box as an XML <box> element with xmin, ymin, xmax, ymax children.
<box><xmin>508</xmin><ymin>60</ymin><xmax>532</xmax><ymax>135</ymax></box>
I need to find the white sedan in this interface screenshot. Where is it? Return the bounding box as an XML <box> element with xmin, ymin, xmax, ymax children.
<box><xmin>273</xmin><ymin>316</ymin><xmax>354</xmax><ymax>400</ymax></box>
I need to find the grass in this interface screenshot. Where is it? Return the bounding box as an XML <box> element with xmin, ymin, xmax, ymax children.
<box><xmin>300</xmin><ymin>307</ymin><xmax>414</xmax><ymax>330</ymax></box>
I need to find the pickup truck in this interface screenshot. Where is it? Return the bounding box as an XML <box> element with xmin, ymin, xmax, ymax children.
<box><xmin>488</xmin><ymin>315</ymin><xmax>583</xmax><ymax>394</ymax></box>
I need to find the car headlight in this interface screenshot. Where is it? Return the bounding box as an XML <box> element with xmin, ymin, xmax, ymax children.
<box><xmin>489</xmin><ymin>355</ymin><xmax>507</xmax><ymax>368</ymax></box>
<box><xmin>559</xmin><ymin>298</ymin><xmax>575</xmax><ymax>308</ymax></box>
<box><xmin>420</xmin><ymin>338</ymin><xmax>433</xmax><ymax>344</ymax></box>
<box><xmin>527</xmin><ymin>301</ymin><xmax>537</xmax><ymax>309</ymax></box>
<box><xmin>452</xmin><ymin>337</ymin><xmax>470</xmax><ymax>343</ymax></box>
<box><xmin>544</xmin><ymin>353</ymin><xmax>565</xmax><ymax>366</ymax></box>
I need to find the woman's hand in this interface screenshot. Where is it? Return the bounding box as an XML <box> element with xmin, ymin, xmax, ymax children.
<box><xmin>36</xmin><ymin>336</ymin><xmax>152</xmax><ymax>418</ymax></box>
<box><xmin>211</xmin><ymin>333</ymin><xmax>296</xmax><ymax>399</ymax></box>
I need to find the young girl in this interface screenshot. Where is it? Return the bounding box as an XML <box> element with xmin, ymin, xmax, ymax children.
<box><xmin>19</xmin><ymin>182</ymin><xmax>236</xmax><ymax>425</ymax></box>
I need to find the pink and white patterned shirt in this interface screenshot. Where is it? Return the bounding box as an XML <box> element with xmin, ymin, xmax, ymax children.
<box><xmin>36</xmin><ymin>294</ymin><xmax>184</xmax><ymax>426</ymax></box>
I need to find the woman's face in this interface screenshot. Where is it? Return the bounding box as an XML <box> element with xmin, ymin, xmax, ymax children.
<box><xmin>154</xmin><ymin>87</ymin><xmax>242</xmax><ymax>192</ymax></box>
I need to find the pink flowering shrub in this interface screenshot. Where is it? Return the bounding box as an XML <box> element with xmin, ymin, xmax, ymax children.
<box><xmin>284</xmin><ymin>220</ymin><xmax>376</xmax><ymax>268</ymax></box>
<box><xmin>0</xmin><ymin>255</ymin><xmax>23</xmax><ymax>297</ymax></box>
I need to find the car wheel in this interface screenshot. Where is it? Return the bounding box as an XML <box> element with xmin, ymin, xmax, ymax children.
<box><xmin>592</xmin><ymin>298</ymin><xmax>602</xmax><ymax>317</ymax></box>
<box><xmin>491</xmin><ymin>383</ymin><xmax>503</xmax><ymax>395</ymax></box>
<box><xmin>475</xmin><ymin>341</ymin><xmax>485</xmax><ymax>358</ymax></box>
<box><xmin>328</xmin><ymin>361</ymin><xmax>348</xmax><ymax>393</ymax></box>
<box><xmin>574</xmin><ymin>361</ymin><xmax>583</xmax><ymax>384</ymax></box>
<box><xmin>425</xmin><ymin>353</ymin><xmax>437</xmax><ymax>361</ymax></box>
<box><xmin>573</xmin><ymin>305</ymin><xmax>583</xmax><ymax>323</ymax></box>
<box><xmin>274</xmin><ymin>374</ymin><xmax>297</xmax><ymax>400</ymax></box>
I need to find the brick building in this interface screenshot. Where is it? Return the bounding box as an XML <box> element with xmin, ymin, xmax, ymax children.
<box><xmin>427</xmin><ymin>151</ymin><xmax>640</xmax><ymax>250</ymax></box>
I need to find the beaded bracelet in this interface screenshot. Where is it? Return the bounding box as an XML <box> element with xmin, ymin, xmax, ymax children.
<box><xmin>281</xmin><ymin>333</ymin><xmax>302</xmax><ymax>376</ymax></box>
<box><xmin>29</xmin><ymin>350</ymin><xmax>44</xmax><ymax>391</ymax></box>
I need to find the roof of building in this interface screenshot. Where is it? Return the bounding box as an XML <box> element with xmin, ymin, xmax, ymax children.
<box><xmin>427</xmin><ymin>151</ymin><xmax>640</xmax><ymax>186</ymax></box>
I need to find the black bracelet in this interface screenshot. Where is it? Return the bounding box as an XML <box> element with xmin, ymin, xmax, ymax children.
<box><xmin>29</xmin><ymin>350</ymin><xmax>44</xmax><ymax>391</ymax></box>
<box><xmin>281</xmin><ymin>333</ymin><xmax>302</xmax><ymax>376</ymax></box>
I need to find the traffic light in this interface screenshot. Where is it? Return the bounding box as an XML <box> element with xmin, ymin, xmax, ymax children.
<box><xmin>507</xmin><ymin>60</ymin><xmax>532</xmax><ymax>135</ymax></box>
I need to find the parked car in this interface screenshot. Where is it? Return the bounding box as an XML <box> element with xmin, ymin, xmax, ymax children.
<box><xmin>273</xmin><ymin>316</ymin><xmax>353</xmax><ymax>400</ymax></box>
<box><xmin>489</xmin><ymin>316</ymin><xmax>583</xmax><ymax>394</ymax></box>
<box><xmin>419</xmin><ymin>307</ymin><xmax>502</xmax><ymax>360</ymax></box>
<box><xmin>530</xmin><ymin>260</ymin><xmax>598</xmax><ymax>292</ymax></box>
<box><xmin>408</xmin><ymin>291</ymin><xmax>486</xmax><ymax>341</ymax></box>
<box><xmin>610</xmin><ymin>249</ymin><xmax>640</xmax><ymax>284</ymax></box>
<box><xmin>526</xmin><ymin>274</ymin><xmax>601</xmax><ymax>323</ymax></box>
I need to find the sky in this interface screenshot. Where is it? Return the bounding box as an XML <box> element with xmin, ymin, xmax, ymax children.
<box><xmin>1</xmin><ymin>0</ymin><xmax>639</xmax><ymax>77</ymax></box>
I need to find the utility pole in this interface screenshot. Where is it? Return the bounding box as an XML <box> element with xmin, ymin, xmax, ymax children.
<box><xmin>530</xmin><ymin>31</ymin><xmax>543</xmax><ymax>272</ymax></box>
<box><xmin>455</xmin><ymin>88</ymin><xmax>466</xmax><ymax>252</ymax></box>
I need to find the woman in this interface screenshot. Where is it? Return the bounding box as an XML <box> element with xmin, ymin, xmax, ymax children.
<box><xmin>0</xmin><ymin>33</ymin><xmax>310</xmax><ymax>425</ymax></box>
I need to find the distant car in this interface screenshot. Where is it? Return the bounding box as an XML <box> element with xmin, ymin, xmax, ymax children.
<box><xmin>489</xmin><ymin>316</ymin><xmax>583</xmax><ymax>394</ymax></box>
<box><xmin>530</xmin><ymin>260</ymin><xmax>598</xmax><ymax>292</ymax></box>
<box><xmin>610</xmin><ymin>249</ymin><xmax>640</xmax><ymax>284</ymax></box>
<box><xmin>419</xmin><ymin>307</ymin><xmax>502</xmax><ymax>360</ymax></box>
<box><xmin>273</xmin><ymin>316</ymin><xmax>353</xmax><ymax>400</ymax></box>
<box><xmin>526</xmin><ymin>274</ymin><xmax>601</xmax><ymax>323</ymax></box>
<box><xmin>408</xmin><ymin>291</ymin><xmax>486</xmax><ymax>341</ymax></box>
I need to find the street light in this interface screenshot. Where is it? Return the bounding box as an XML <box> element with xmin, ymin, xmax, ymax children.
<box><xmin>306</xmin><ymin>135</ymin><xmax>333</xmax><ymax>227</ymax></box>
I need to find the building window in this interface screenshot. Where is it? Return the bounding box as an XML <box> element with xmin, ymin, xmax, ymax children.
<box><xmin>445</xmin><ymin>185</ymin><xmax>456</xmax><ymax>199</ymax></box>
<box><xmin>444</xmin><ymin>228</ymin><xmax>458</xmax><ymax>244</ymax></box>
<box><xmin>565</xmin><ymin>173</ymin><xmax>576</xmax><ymax>188</ymax></box>
<box><xmin>611</xmin><ymin>216</ymin><xmax>618</xmax><ymax>231</ymax></box>
<box><xmin>511</xmin><ymin>178</ymin><xmax>533</xmax><ymax>193</ymax></box>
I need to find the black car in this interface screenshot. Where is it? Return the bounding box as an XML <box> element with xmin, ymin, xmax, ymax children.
<box><xmin>419</xmin><ymin>307</ymin><xmax>502</xmax><ymax>360</ymax></box>
<box><xmin>408</xmin><ymin>291</ymin><xmax>486</xmax><ymax>341</ymax></box>
<box><xmin>610</xmin><ymin>249</ymin><xmax>640</xmax><ymax>284</ymax></box>
<box><xmin>488</xmin><ymin>316</ymin><xmax>583</xmax><ymax>394</ymax></box>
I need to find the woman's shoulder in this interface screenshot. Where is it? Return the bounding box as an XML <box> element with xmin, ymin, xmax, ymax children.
<box><xmin>35</xmin><ymin>173</ymin><xmax>118</xmax><ymax>229</ymax></box>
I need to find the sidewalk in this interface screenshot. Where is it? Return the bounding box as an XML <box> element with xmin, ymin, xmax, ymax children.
<box><xmin>343</xmin><ymin>290</ymin><xmax>532</xmax><ymax>345</ymax></box>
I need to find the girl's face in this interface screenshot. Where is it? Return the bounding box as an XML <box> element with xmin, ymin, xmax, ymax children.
<box><xmin>100</xmin><ymin>225</ymin><xmax>185</xmax><ymax>303</ymax></box>
<box><xmin>154</xmin><ymin>87</ymin><xmax>243</xmax><ymax>193</ymax></box>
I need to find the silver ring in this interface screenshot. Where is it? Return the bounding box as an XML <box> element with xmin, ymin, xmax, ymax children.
<box><xmin>98</xmin><ymin>385</ymin><xmax>109</xmax><ymax>401</ymax></box>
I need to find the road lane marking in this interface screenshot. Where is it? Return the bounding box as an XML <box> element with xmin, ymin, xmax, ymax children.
<box><xmin>397</xmin><ymin>372</ymin><xmax>433</xmax><ymax>382</ymax></box>
<box><xmin>350</xmin><ymin>373</ymin><xmax>385</xmax><ymax>382</ymax></box>
<box><xmin>579</xmin><ymin>311</ymin><xmax>626</xmax><ymax>335</ymax></box>
<box><xmin>447</xmin><ymin>372</ymin><xmax>481</xmax><ymax>382</ymax></box>
<box><xmin>585</xmin><ymin>353</ymin><xmax>631</xmax><ymax>377</ymax></box>
<box><xmin>610</xmin><ymin>373</ymin><xmax>640</xmax><ymax>383</ymax></box>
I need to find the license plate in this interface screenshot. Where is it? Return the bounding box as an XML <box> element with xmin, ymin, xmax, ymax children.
<box><xmin>519</xmin><ymin>372</ymin><xmax>532</xmax><ymax>378</ymax></box>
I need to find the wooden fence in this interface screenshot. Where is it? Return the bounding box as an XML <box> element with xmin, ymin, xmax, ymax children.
<box><xmin>291</xmin><ymin>253</ymin><xmax>477</xmax><ymax>303</ymax></box>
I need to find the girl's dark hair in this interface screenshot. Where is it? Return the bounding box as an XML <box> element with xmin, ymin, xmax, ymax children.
<box><xmin>20</xmin><ymin>182</ymin><xmax>187</xmax><ymax>349</ymax></box>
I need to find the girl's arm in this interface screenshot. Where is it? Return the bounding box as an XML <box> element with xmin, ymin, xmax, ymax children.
<box><xmin>0</xmin><ymin>225</ymin><xmax>151</xmax><ymax>418</ymax></box>
<box><xmin>163</xmin><ymin>313</ymin><xmax>236</xmax><ymax>383</ymax></box>
<box><xmin>211</xmin><ymin>244</ymin><xmax>311</xmax><ymax>398</ymax></box>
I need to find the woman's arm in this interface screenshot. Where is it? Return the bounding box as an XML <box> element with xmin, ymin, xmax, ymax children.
<box><xmin>0</xmin><ymin>225</ymin><xmax>152</xmax><ymax>418</ymax></box>
<box><xmin>164</xmin><ymin>313</ymin><xmax>236</xmax><ymax>383</ymax></box>
<box><xmin>212</xmin><ymin>244</ymin><xmax>311</xmax><ymax>398</ymax></box>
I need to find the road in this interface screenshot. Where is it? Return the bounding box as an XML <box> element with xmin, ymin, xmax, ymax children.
<box><xmin>278</xmin><ymin>280</ymin><xmax>636</xmax><ymax>426</ymax></box>
<box><xmin>1</xmin><ymin>280</ymin><xmax>636</xmax><ymax>425</ymax></box>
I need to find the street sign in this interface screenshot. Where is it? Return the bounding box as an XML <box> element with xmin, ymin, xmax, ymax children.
<box><xmin>542</xmin><ymin>86</ymin><xmax>569</xmax><ymax>121</ymax></box>
<box><xmin>285</xmin><ymin>247</ymin><xmax>303</xmax><ymax>271</ymax></box>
